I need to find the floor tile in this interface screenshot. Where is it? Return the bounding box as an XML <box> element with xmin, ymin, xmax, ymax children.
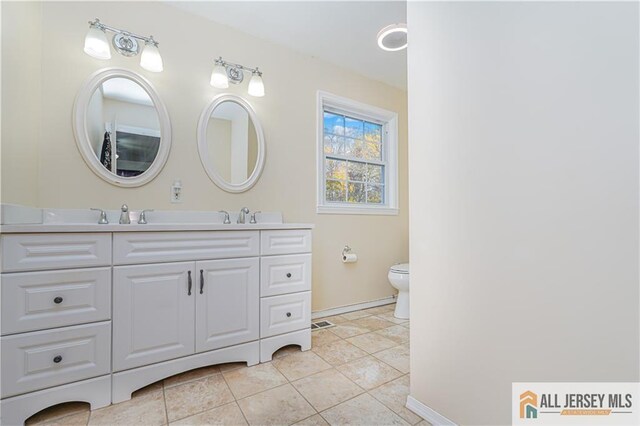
<box><xmin>27</xmin><ymin>402</ymin><xmax>90</xmax><ymax>425</ymax></box>
<box><xmin>218</xmin><ymin>362</ymin><xmax>249</xmax><ymax>372</ymax></box>
<box><xmin>416</xmin><ymin>421</ymin><xmax>432</xmax><ymax>426</ymax></box>
<box><xmin>351</xmin><ymin>316</ymin><xmax>397</xmax><ymax>331</ymax></box>
<box><xmin>401</xmin><ymin>322</ymin><xmax>410</xmax><ymax>329</ymax></box>
<box><xmin>237</xmin><ymin>384</ymin><xmax>316</xmax><ymax>426</ymax></box>
<box><xmin>294</xmin><ymin>414</ymin><xmax>330</xmax><ymax>425</ymax></box>
<box><xmin>292</xmin><ymin>369</ymin><xmax>364</xmax><ymax>412</ymax></box>
<box><xmin>369</xmin><ymin>376</ymin><xmax>422</xmax><ymax>424</ymax></box>
<box><xmin>374</xmin><ymin>325</ymin><xmax>410</xmax><ymax>344</ymax></box>
<box><xmin>340</xmin><ymin>311</ymin><xmax>371</xmax><ymax>321</ymax></box>
<box><xmin>376</xmin><ymin>311</ymin><xmax>410</xmax><ymax>325</ymax></box>
<box><xmin>381</xmin><ymin>304</ymin><xmax>397</xmax><ymax>312</ymax></box>
<box><xmin>131</xmin><ymin>381</ymin><xmax>164</xmax><ymax>398</ymax></box>
<box><xmin>374</xmin><ymin>345</ymin><xmax>410</xmax><ymax>374</ymax></box>
<box><xmin>165</xmin><ymin>374</ymin><xmax>235</xmax><ymax>422</ymax></box>
<box><xmin>30</xmin><ymin>411</ymin><xmax>90</xmax><ymax>426</ymax></box>
<box><xmin>336</xmin><ymin>356</ymin><xmax>403</xmax><ymax>390</ymax></box>
<box><xmin>320</xmin><ymin>393</ymin><xmax>409</xmax><ymax>426</ymax></box>
<box><xmin>164</xmin><ymin>365</ymin><xmax>220</xmax><ymax>388</ymax></box>
<box><xmin>223</xmin><ymin>362</ymin><xmax>288</xmax><ymax>399</ymax></box>
<box><xmin>312</xmin><ymin>329</ymin><xmax>341</xmax><ymax>347</ymax></box>
<box><xmin>361</xmin><ymin>306</ymin><xmax>391</xmax><ymax>316</ymax></box>
<box><xmin>88</xmin><ymin>390</ymin><xmax>166</xmax><ymax>426</ymax></box>
<box><xmin>330</xmin><ymin>322</ymin><xmax>370</xmax><ymax>339</ymax></box>
<box><xmin>313</xmin><ymin>339</ymin><xmax>368</xmax><ymax>366</ymax></box>
<box><xmin>346</xmin><ymin>332</ymin><xmax>397</xmax><ymax>354</ymax></box>
<box><xmin>273</xmin><ymin>350</ymin><xmax>332</xmax><ymax>381</ymax></box>
<box><xmin>170</xmin><ymin>402</ymin><xmax>247</xmax><ymax>425</ymax></box>
<box><xmin>273</xmin><ymin>344</ymin><xmax>304</xmax><ymax>359</ymax></box>
<box><xmin>316</xmin><ymin>315</ymin><xmax>349</xmax><ymax>324</ymax></box>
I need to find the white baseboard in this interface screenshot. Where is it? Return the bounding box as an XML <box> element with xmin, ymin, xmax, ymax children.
<box><xmin>311</xmin><ymin>295</ymin><xmax>396</xmax><ymax>319</ymax></box>
<box><xmin>406</xmin><ymin>395</ymin><xmax>457</xmax><ymax>426</ymax></box>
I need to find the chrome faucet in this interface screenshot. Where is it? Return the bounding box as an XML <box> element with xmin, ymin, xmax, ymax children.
<box><xmin>249</xmin><ymin>211</ymin><xmax>261</xmax><ymax>224</ymax></box>
<box><xmin>119</xmin><ymin>204</ymin><xmax>131</xmax><ymax>224</ymax></box>
<box><xmin>219</xmin><ymin>210</ymin><xmax>231</xmax><ymax>224</ymax></box>
<box><xmin>90</xmin><ymin>208</ymin><xmax>109</xmax><ymax>224</ymax></box>
<box><xmin>137</xmin><ymin>209</ymin><xmax>154</xmax><ymax>224</ymax></box>
<box><xmin>237</xmin><ymin>207</ymin><xmax>250</xmax><ymax>224</ymax></box>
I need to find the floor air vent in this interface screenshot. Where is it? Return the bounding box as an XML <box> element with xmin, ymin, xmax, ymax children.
<box><xmin>311</xmin><ymin>320</ymin><xmax>335</xmax><ymax>330</ymax></box>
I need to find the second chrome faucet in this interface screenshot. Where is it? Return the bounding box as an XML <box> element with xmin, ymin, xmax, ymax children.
<box><xmin>237</xmin><ymin>207</ymin><xmax>250</xmax><ymax>224</ymax></box>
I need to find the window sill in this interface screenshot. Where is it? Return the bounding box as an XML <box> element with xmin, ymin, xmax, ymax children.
<box><xmin>316</xmin><ymin>205</ymin><xmax>399</xmax><ymax>216</ymax></box>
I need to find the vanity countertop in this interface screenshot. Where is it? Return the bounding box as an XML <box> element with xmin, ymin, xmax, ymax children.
<box><xmin>0</xmin><ymin>204</ymin><xmax>313</xmax><ymax>234</ymax></box>
<box><xmin>0</xmin><ymin>222</ymin><xmax>314</xmax><ymax>234</ymax></box>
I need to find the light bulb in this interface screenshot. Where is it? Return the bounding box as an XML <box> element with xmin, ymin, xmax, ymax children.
<box><xmin>84</xmin><ymin>25</ymin><xmax>111</xmax><ymax>60</ymax></box>
<box><xmin>140</xmin><ymin>41</ymin><xmax>163</xmax><ymax>72</ymax></box>
<box><xmin>210</xmin><ymin>63</ymin><xmax>229</xmax><ymax>88</ymax></box>
<box><xmin>247</xmin><ymin>72</ymin><xmax>265</xmax><ymax>97</ymax></box>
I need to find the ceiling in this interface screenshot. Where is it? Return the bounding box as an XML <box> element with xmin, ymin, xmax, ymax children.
<box><xmin>167</xmin><ymin>1</ymin><xmax>407</xmax><ymax>90</ymax></box>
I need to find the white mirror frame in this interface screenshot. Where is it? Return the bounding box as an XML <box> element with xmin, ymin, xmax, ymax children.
<box><xmin>72</xmin><ymin>68</ymin><xmax>172</xmax><ymax>187</ymax></box>
<box><xmin>197</xmin><ymin>94</ymin><xmax>265</xmax><ymax>193</ymax></box>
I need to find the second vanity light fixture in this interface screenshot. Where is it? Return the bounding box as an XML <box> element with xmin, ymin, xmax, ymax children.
<box><xmin>210</xmin><ymin>57</ymin><xmax>265</xmax><ymax>97</ymax></box>
<box><xmin>84</xmin><ymin>18</ymin><xmax>164</xmax><ymax>72</ymax></box>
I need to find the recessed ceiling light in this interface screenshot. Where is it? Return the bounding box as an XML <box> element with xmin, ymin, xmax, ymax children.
<box><xmin>377</xmin><ymin>23</ymin><xmax>407</xmax><ymax>52</ymax></box>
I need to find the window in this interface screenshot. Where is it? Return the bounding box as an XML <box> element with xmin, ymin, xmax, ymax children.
<box><xmin>317</xmin><ymin>91</ymin><xmax>398</xmax><ymax>215</ymax></box>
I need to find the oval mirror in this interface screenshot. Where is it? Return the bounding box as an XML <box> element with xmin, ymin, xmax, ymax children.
<box><xmin>73</xmin><ymin>68</ymin><xmax>171</xmax><ymax>187</ymax></box>
<box><xmin>197</xmin><ymin>94</ymin><xmax>265</xmax><ymax>193</ymax></box>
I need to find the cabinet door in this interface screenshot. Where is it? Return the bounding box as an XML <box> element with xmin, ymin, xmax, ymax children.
<box><xmin>195</xmin><ymin>258</ymin><xmax>259</xmax><ymax>353</ymax></box>
<box><xmin>113</xmin><ymin>262</ymin><xmax>195</xmax><ymax>371</ymax></box>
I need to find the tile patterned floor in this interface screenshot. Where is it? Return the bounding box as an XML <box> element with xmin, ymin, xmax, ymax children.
<box><xmin>26</xmin><ymin>303</ymin><xmax>430</xmax><ymax>426</ymax></box>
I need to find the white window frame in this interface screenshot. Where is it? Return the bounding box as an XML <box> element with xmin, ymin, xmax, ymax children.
<box><xmin>316</xmin><ymin>91</ymin><xmax>399</xmax><ymax>215</ymax></box>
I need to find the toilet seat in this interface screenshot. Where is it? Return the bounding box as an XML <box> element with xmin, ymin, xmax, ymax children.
<box><xmin>390</xmin><ymin>263</ymin><xmax>409</xmax><ymax>274</ymax></box>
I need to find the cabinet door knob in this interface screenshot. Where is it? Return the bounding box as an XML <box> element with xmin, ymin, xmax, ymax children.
<box><xmin>53</xmin><ymin>355</ymin><xmax>62</xmax><ymax>363</ymax></box>
<box><xmin>53</xmin><ymin>297</ymin><xmax>63</xmax><ymax>304</ymax></box>
<box><xmin>200</xmin><ymin>270</ymin><xmax>205</xmax><ymax>294</ymax></box>
<box><xmin>187</xmin><ymin>271</ymin><xmax>192</xmax><ymax>296</ymax></box>
<box><xmin>286</xmin><ymin>273</ymin><xmax>292</xmax><ymax>278</ymax></box>
<box><xmin>286</xmin><ymin>312</ymin><xmax>292</xmax><ymax>318</ymax></box>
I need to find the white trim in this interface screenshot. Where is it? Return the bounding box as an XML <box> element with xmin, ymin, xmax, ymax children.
<box><xmin>72</xmin><ymin>68</ymin><xmax>172</xmax><ymax>188</ymax></box>
<box><xmin>406</xmin><ymin>396</ymin><xmax>458</xmax><ymax>426</ymax></box>
<box><xmin>316</xmin><ymin>91</ymin><xmax>399</xmax><ymax>215</ymax></box>
<box><xmin>197</xmin><ymin>94</ymin><xmax>266</xmax><ymax>193</ymax></box>
<box><xmin>317</xmin><ymin>205</ymin><xmax>398</xmax><ymax>216</ymax></box>
<box><xmin>311</xmin><ymin>295</ymin><xmax>396</xmax><ymax>319</ymax></box>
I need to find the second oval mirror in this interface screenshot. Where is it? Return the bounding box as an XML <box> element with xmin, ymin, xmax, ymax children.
<box><xmin>197</xmin><ymin>94</ymin><xmax>265</xmax><ymax>193</ymax></box>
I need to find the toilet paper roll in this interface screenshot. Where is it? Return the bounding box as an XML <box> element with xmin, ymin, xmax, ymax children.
<box><xmin>342</xmin><ymin>253</ymin><xmax>358</xmax><ymax>263</ymax></box>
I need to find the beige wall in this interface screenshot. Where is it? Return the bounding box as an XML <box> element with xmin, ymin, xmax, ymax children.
<box><xmin>408</xmin><ymin>2</ymin><xmax>639</xmax><ymax>424</ymax></box>
<box><xmin>1</xmin><ymin>1</ymin><xmax>408</xmax><ymax>312</ymax></box>
<box><xmin>1</xmin><ymin>1</ymin><xmax>42</xmax><ymax>206</ymax></box>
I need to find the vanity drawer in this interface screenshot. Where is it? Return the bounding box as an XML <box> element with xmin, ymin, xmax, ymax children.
<box><xmin>1</xmin><ymin>268</ymin><xmax>111</xmax><ymax>335</ymax></box>
<box><xmin>260</xmin><ymin>291</ymin><xmax>311</xmax><ymax>338</ymax></box>
<box><xmin>1</xmin><ymin>322</ymin><xmax>111</xmax><ymax>398</ymax></box>
<box><xmin>260</xmin><ymin>230</ymin><xmax>312</xmax><ymax>255</ymax></box>
<box><xmin>1</xmin><ymin>233</ymin><xmax>111</xmax><ymax>272</ymax></box>
<box><xmin>260</xmin><ymin>254</ymin><xmax>311</xmax><ymax>297</ymax></box>
<box><xmin>113</xmin><ymin>231</ymin><xmax>259</xmax><ymax>265</ymax></box>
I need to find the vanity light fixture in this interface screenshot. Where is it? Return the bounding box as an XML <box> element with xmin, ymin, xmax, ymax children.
<box><xmin>210</xmin><ymin>57</ymin><xmax>265</xmax><ymax>97</ymax></box>
<box><xmin>376</xmin><ymin>23</ymin><xmax>408</xmax><ymax>52</ymax></box>
<box><xmin>84</xmin><ymin>18</ymin><xmax>164</xmax><ymax>72</ymax></box>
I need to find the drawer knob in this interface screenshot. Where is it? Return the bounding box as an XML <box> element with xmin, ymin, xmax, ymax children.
<box><xmin>286</xmin><ymin>273</ymin><xmax>292</xmax><ymax>278</ymax></box>
<box><xmin>286</xmin><ymin>312</ymin><xmax>292</xmax><ymax>318</ymax></box>
<box><xmin>53</xmin><ymin>297</ymin><xmax>63</xmax><ymax>304</ymax></box>
<box><xmin>53</xmin><ymin>355</ymin><xmax>62</xmax><ymax>363</ymax></box>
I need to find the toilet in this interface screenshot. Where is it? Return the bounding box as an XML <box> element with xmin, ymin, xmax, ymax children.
<box><xmin>388</xmin><ymin>263</ymin><xmax>409</xmax><ymax>319</ymax></box>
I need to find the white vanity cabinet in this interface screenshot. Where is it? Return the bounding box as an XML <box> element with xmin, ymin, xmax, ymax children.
<box><xmin>0</xmin><ymin>225</ymin><xmax>312</xmax><ymax>425</ymax></box>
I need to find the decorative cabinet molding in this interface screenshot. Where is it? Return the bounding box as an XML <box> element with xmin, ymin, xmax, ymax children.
<box><xmin>1</xmin><ymin>268</ymin><xmax>111</xmax><ymax>335</ymax></box>
<box><xmin>112</xmin><ymin>262</ymin><xmax>196</xmax><ymax>371</ymax></box>
<box><xmin>113</xmin><ymin>231</ymin><xmax>259</xmax><ymax>264</ymax></box>
<box><xmin>1</xmin><ymin>233</ymin><xmax>111</xmax><ymax>272</ymax></box>
<box><xmin>0</xmin><ymin>226</ymin><xmax>312</xmax><ymax>425</ymax></box>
